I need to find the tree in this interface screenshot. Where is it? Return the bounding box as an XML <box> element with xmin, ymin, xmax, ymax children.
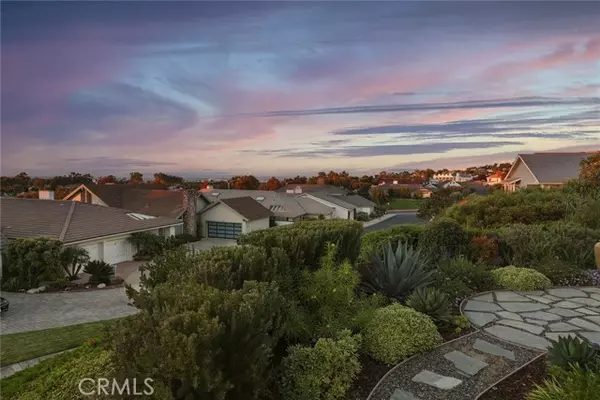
<box><xmin>232</xmin><ymin>175</ymin><xmax>260</xmax><ymax>190</ymax></box>
<box><xmin>152</xmin><ymin>172</ymin><xmax>184</xmax><ymax>186</ymax></box>
<box><xmin>129</xmin><ymin>172</ymin><xmax>144</xmax><ymax>184</ymax></box>
<box><xmin>2</xmin><ymin>238</ymin><xmax>63</xmax><ymax>290</ymax></box>
<box><xmin>579</xmin><ymin>151</ymin><xmax>600</xmax><ymax>186</ymax></box>
<box><xmin>97</xmin><ymin>175</ymin><xmax>117</xmax><ymax>185</ymax></box>
<box><xmin>60</xmin><ymin>247</ymin><xmax>90</xmax><ymax>280</ymax></box>
<box><xmin>264</xmin><ymin>176</ymin><xmax>282</xmax><ymax>191</ymax></box>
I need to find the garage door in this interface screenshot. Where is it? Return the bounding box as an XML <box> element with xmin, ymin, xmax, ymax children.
<box><xmin>103</xmin><ymin>239</ymin><xmax>130</xmax><ymax>265</ymax></box>
<box><xmin>80</xmin><ymin>243</ymin><xmax>101</xmax><ymax>262</ymax></box>
<box><xmin>207</xmin><ymin>221</ymin><xmax>242</xmax><ymax>239</ymax></box>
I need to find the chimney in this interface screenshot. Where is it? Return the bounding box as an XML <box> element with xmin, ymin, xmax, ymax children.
<box><xmin>38</xmin><ymin>190</ymin><xmax>55</xmax><ymax>200</ymax></box>
<box><xmin>182</xmin><ymin>189</ymin><xmax>198</xmax><ymax>237</ymax></box>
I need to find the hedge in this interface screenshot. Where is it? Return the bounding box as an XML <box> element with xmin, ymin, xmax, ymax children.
<box><xmin>359</xmin><ymin>225</ymin><xmax>424</xmax><ymax>262</ymax></box>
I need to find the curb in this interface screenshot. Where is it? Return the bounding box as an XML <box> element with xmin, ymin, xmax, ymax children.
<box><xmin>0</xmin><ymin>348</ymin><xmax>77</xmax><ymax>379</ymax></box>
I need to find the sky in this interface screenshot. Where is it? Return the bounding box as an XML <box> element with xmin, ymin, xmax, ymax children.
<box><xmin>1</xmin><ymin>1</ymin><xmax>599</xmax><ymax>178</ymax></box>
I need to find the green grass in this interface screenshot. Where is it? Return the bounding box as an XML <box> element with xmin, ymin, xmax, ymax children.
<box><xmin>386</xmin><ymin>198</ymin><xmax>423</xmax><ymax>210</ymax></box>
<box><xmin>0</xmin><ymin>319</ymin><xmax>118</xmax><ymax>366</ymax></box>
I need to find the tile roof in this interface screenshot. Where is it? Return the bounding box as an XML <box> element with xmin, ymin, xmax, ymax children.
<box><xmin>84</xmin><ymin>183</ymin><xmax>169</xmax><ymax>207</ymax></box>
<box><xmin>305</xmin><ymin>192</ymin><xmax>357</xmax><ymax>209</ymax></box>
<box><xmin>1</xmin><ymin>198</ymin><xmax>182</xmax><ymax>244</ymax></box>
<box><xmin>219</xmin><ymin>197</ymin><xmax>274</xmax><ymax>221</ymax></box>
<box><xmin>518</xmin><ymin>152</ymin><xmax>592</xmax><ymax>183</ymax></box>
<box><xmin>335</xmin><ymin>195</ymin><xmax>376</xmax><ymax>207</ymax></box>
<box><xmin>278</xmin><ymin>184</ymin><xmax>347</xmax><ymax>195</ymax></box>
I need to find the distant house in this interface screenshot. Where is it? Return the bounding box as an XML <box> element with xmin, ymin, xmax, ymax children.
<box><xmin>502</xmin><ymin>152</ymin><xmax>591</xmax><ymax>192</ymax></box>
<box><xmin>197</xmin><ymin>197</ymin><xmax>273</xmax><ymax>239</ymax></box>
<box><xmin>298</xmin><ymin>193</ymin><xmax>359</xmax><ymax>219</ymax></box>
<box><xmin>433</xmin><ymin>172</ymin><xmax>454</xmax><ymax>181</ymax></box>
<box><xmin>454</xmin><ymin>173</ymin><xmax>474</xmax><ymax>182</ymax></box>
<box><xmin>278</xmin><ymin>184</ymin><xmax>347</xmax><ymax>195</ymax></box>
<box><xmin>377</xmin><ymin>183</ymin><xmax>432</xmax><ymax>198</ymax></box>
<box><xmin>443</xmin><ymin>181</ymin><xmax>462</xmax><ymax>189</ymax></box>
<box><xmin>378</xmin><ymin>178</ymin><xmax>399</xmax><ymax>185</ymax></box>
<box><xmin>486</xmin><ymin>171</ymin><xmax>504</xmax><ymax>185</ymax></box>
<box><xmin>0</xmin><ymin>198</ymin><xmax>183</xmax><ymax>265</ymax></box>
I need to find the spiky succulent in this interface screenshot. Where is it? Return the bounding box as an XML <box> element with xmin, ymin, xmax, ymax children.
<box><xmin>547</xmin><ymin>335</ymin><xmax>599</xmax><ymax>371</ymax></box>
<box><xmin>358</xmin><ymin>241</ymin><xmax>433</xmax><ymax>302</ymax></box>
<box><xmin>406</xmin><ymin>287</ymin><xmax>453</xmax><ymax>326</ymax></box>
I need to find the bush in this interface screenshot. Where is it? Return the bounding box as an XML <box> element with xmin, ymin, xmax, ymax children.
<box><xmin>83</xmin><ymin>260</ymin><xmax>114</xmax><ymax>285</ymax></box>
<box><xmin>280</xmin><ymin>330</ymin><xmax>362</xmax><ymax>400</ymax></box>
<box><xmin>470</xmin><ymin>235</ymin><xmax>502</xmax><ymax>266</ymax></box>
<box><xmin>359</xmin><ymin>241</ymin><xmax>432</xmax><ymax>302</ymax></box>
<box><xmin>111</xmin><ymin>280</ymin><xmax>285</xmax><ymax>400</ymax></box>
<box><xmin>359</xmin><ymin>225</ymin><xmax>423</xmax><ymax>262</ymax></box>
<box><xmin>532</xmin><ymin>258</ymin><xmax>591</xmax><ymax>286</ymax></box>
<box><xmin>238</xmin><ymin>220</ymin><xmax>363</xmax><ymax>268</ymax></box>
<box><xmin>419</xmin><ymin>218</ymin><xmax>469</xmax><ymax>262</ymax></box>
<box><xmin>491</xmin><ymin>266</ymin><xmax>552</xmax><ymax>291</ymax></box>
<box><xmin>406</xmin><ymin>287</ymin><xmax>453</xmax><ymax>326</ymax></box>
<box><xmin>140</xmin><ymin>245</ymin><xmax>290</xmax><ymax>291</ymax></box>
<box><xmin>130</xmin><ymin>231</ymin><xmax>168</xmax><ymax>260</ymax></box>
<box><xmin>59</xmin><ymin>246</ymin><xmax>90</xmax><ymax>280</ymax></box>
<box><xmin>547</xmin><ymin>335</ymin><xmax>600</xmax><ymax>372</ymax></box>
<box><xmin>433</xmin><ymin>257</ymin><xmax>496</xmax><ymax>302</ymax></box>
<box><xmin>526</xmin><ymin>364</ymin><xmax>600</xmax><ymax>400</ymax></box>
<box><xmin>1</xmin><ymin>237</ymin><xmax>63</xmax><ymax>290</ymax></box>
<box><xmin>364</xmin><ymin>304</ymin><xmax>442</xmax><ymax>365</ymax></box>
<box><xmin>1</xmin><ymin>342</ymin><xmax>114</xmax><ymax>400</ymax></box>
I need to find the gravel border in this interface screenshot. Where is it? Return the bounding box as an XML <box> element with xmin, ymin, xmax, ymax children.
<box><xmin>367</xmin><ymin>330</ymin><xmax>542</xmax><ymax>400</ymax></box>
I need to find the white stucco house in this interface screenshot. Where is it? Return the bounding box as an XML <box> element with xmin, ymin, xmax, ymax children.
<box><xmin>433</xmin><ymin>172</ymin><xmax>454</xmax><ymax>181</ymax></box>
<box><xmin>298</xmin><ymin>193</ymin><xmax>359</xmax><ymax>219</ymax></box>
<box><xmin>503</xmin><ymin>152</ymin><xmax>592</xmax><ymax>192</ymax></box>
<box><xmin>0</xmin><ymin>197</ymin><xmax>183</xmax><ymax>265</ymax></box>
<box><xmin>197</xmin><ymin>196</ymin><xmax>273</xmax><ymax>239</ymax></box>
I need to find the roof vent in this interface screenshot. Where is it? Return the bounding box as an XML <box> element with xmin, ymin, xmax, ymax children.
<box><xmin>211</xmin><ymin>192</ymin><xmax>220</xmax><ymax>197</ymax></box>
<box><xmin>255</xmin><ymin>196</ymin><xmax>265</xmax><ymax>201</ymax></box>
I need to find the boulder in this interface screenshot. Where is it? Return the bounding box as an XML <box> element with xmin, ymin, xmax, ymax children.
<box><xmin>97</xmin><ymin>283</ymin><xmax>107</xmax><ymax>289</ymax></box>
<box><xmin>38</xmin><ymin>286</ymin><xmax>46</xmax><ymax>292</ymax></box>
<box><xmin>26</xmin><ymin>288</ymin><xmax>40</xmax><ymax>294</ymax></box>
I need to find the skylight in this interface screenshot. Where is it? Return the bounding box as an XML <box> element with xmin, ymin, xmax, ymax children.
<box><xmin>211</xmin><ymin>192</ymin><xmax>220</xmax><ymax>196</ymax></box>
<box><xmin>127</xmin><ymin>213</ymin><xmax>156</xmax><ymax>220</ymax></box>
<box><xmin>255</xmin><ymin>196</ymin><xmax>265</xmax><ymax>201</ymax></box>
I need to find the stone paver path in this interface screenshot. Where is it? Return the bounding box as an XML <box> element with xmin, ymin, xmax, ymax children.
<box><xmin>462</xmin><ymin>287</ymin><xmax>600</xmax><ymax>350</ymax></box>
<box><xmin>0</xmin><ymin>288</ymin><xmax>138</xmax><ymax>334</ymax></box>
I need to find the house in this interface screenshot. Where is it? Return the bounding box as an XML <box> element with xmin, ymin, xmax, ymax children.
<box><xmin>278</xmin><ymin>184</ymin><xmax>347</xmax><ymax>195</ymax></box>
<box><xmin>297</xmin><ymin>192</ymin><xmax>359</xmax><ymax>219</ymax></box>
<box><xmin>443</xmin><ymin>181</ymin><xmax>462</xmax><ymax>189</ymax></box>
<box><xmin>417</xmin><ymin>188</ymin><xmax>434</xmax><ymax>198</ymax></box>
<box><xmin>378</xmin><ymin>178</ymin><xmax>399</xmax><ymax>185</ymax></box>
<box><xmin>199</xmin><ymin>189</ymin><xmax>335</xmax><ymax>224</ymax></box>
<box><xmin>197</xmin><ymin>197</ymin><xmax>273</xmax><ymax>239</ymax></box>
<box><xmin>333</xmin><ymin>195</ymin><xmax>377</xmax><ymax>215</ymax></box>
<box><xmin>62</xmin><ymin>183</ymin><xmax>198</xmax><ymax>235</ymax></box>
<box><xmin>502</xmin><ymin>152</ymin><xmax>592</xmax><ymax>192</ymax></box>
<box><xmin>433</xmin><ymin>172</ymin><xmax>454</xmax><ymax>181</ymax></box>
<box><xmin>454</xmin><ymin>173</ymin><xmax>474</xmax><ymax>182</ymax></box>
<box><xmin>486</xmin><ymin>171</ymin><xmax>504</xmax><ymax>185</ymax></box>
<box><xmin>0</xmin><ymin>198</ymin><xmax>183</xmax><ymax>265</ymax></box>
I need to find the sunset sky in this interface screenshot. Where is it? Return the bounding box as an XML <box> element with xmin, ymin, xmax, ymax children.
<box><xmin>1</xmin><ymin>1</ymin><xmax>599</xmax><ymax>177</ymax></box>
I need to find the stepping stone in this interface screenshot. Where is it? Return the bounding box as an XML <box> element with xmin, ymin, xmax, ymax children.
<box><xmin>584</xmin><ymin>316</ymin><xmax>600</xmax><ymax>325</ymax></box>
<box><xmin>591</xmin><ymin>294</ymin><xmax>600</xmax><ymax>302</ymax></box>
<box><xmin>547</xmin><ymin>288</ymin><xmax>587</xmax><ymax>298</ymax></box>
<box><xmin>412</xmin><ymin>370</ymin><xmax>462</xmax><ymax>390</ymax></box>
<box><xmin>472</xmin><ymin>293</ymin><xmax>494</xmax><ymax>303</ymax></box>
<box><xmin>496</xmin><ymin>311</ymin><xmax>522</xmax><ymax>321</ymax></box>
<box><xmin>570</xmin><ymin>298</ymin><xmax>600</xmax><ymax>307</ymax></box>
<box><xmin>497</xmin><ymin>319</ymin><xmax>544</xmax><ymax>334</ymax></box>
<box><xmin>499</xmin><ymin>302</ymin><xmax>550</xmax><ymax>312</ymax></box>
<box><xmin>526</xmin><ymin>295</ymin><xmax>556</xmax><ymax>304</ymax></box>
<box><xmin>576</xmin><ymin>308</ymin><xmax>599</xmax><ymax>315</ymax></box>
<box><xmin>569</xmin><ymin>318</ymin><xmax>600</xmax><ymax>332</ymax></box>
<box><xmin>547</xmin><ymin>308</ymin><xmax>583</xmax><ymax>317</ymax></box>
<box><xmin>464</xmin><ymin>300</ymin><xmax>502</xmax><ymax>312</ymax></box>
<box><xmin>553</xmin><ymin>301</ymin><xmax>581</xmax><ymax>309</ymax></box>
<box><xmin>485</xmin><ymin>325</ymin><xmax>551</xmax><ymax>350</ymax></box>
<box><xmin>548</xmin><ymin>322</ymin><xmax>580</xmax><ymax>332</ymax></box>
<box><xmin>495</xmin><ymin>291</ymin><xmax>530</xmax><ymax>302</ymax></box>
<box><xmin>390</xmin><ymin>389</ymin><xmax>421</xmax><ymax>400</ymax></box>
<box><xmin>473</xmin><ymin>339</ymin><xmax>515</xmax><ymax>360</ymax></box>
<box><xmin>444</xmin><ymin>350</ymin><xmax>488</xmax><ymax>376</ymax></box>
<box><xmin>526</xmin><ymin>319</ymin><xmax>548</xmax><ymax>326</ymax></box>
<box><xmin>465</xmin><ymin>312</ymin><xmax>497</xmax><ymax>327</ymax></box>
<box><xmin>520</xmin><ymin>311</ymin><xmax>562</xmax><ymax>321</ymax></box>
<box><xmin>546</xmin><ymin>332</ymin><xmax>579</xmax><ymax>343</ymax></box>
<box><xmin>521</xmin><ymin>291</ymin><xmax>545</xmax><ymax>296</ymax></box>
<box><xmin>581</xmin><ymin>287</ymin><xmax>600</xmax><ymax>294</ymax></box>
<box><xmin>579</xmin><ymin>331</ymin><xmax>600</xmax><ymax>345</ymax></box>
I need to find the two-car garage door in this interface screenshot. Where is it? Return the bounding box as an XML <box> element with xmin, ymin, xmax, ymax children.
<box><xmin>207</xmin><ymin>221</ymin><xmax>243</xmax><ymax>239</ymax></box>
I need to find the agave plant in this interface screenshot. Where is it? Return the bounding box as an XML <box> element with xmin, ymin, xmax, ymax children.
<box><xmin>406</xmin><ymin>287</ymin><xmax>453</xmax><ymax>326</ymax></box>
<box><xmin>84</xmin><ymin>260</ymin><xmax>114</xmax><ymax>285</ymax></box>
<box><xmin>359</xmin><ymin>241</ymin><xmax>433</xmax><ymax>302</ymax></box>
<box><xmin>547</xmin><ymin>335</ymin><xmax>599</xmax><ymax>371</ymax></box>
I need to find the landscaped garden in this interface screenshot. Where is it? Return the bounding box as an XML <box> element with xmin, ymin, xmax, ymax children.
<box><xmin>1</xmin><ymin>153</ymin><xmax>599</xmax><ymax>399</ymax></box>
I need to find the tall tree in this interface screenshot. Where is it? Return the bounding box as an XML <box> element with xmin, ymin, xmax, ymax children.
<box><xmin>264</xmin><ymin>177</ymin><xmax>281</xmax><ymax>191</ymax></box>
<box><xmin>97</xmin><ymin>175</ymin><xmax>117</xmax><ymax>185</ymax></box>
<box><xmin>579</xmin><ymin>151</ymin><xmax>600</xmax><ymax>186</ymax></box>
<box><xmin>129</xmin><ymin>172</ymin><xmax>144</xmax><ymax>184</ymax></box>
<box><xmin>152</xmin><ymin>172</ymin><xmax>184</xmax><ymax>186</ymax></box>
<box><xmin>232</xmin><ymin>175</ymin><xmax>260</xmax><ymax>190</ymax></box>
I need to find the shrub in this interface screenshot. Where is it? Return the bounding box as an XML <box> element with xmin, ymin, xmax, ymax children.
<box><xmin>571</xmin><ymin>198</ymin><xmax>600</xmax><ymax>229</ymax></box>
<box><xmin>129</xmin><ymin>231</ymin><xmax>167</xmax><ymax>260</ymax></box>
<box><xmin>532</xmin><ymin>258</ymin><xmax>590</xmax><ymax>286</ymax></box>
<box><xmin>280</xmin><ymin>330</ymin><xmax>362</xmax><ymax>400</ymax></box>
<box><xmin>111</xmin><ymin>280</ymin><xmax>285</xmax><ymax>400</ymax></box>
<box><xmin>433</xmin><ymin>257</ymin><xmax>496</xmax><ymax>302</ymax></box>
<box><xmin>359</xmin><ymin>241</ymin><xmax>432</xmax><ymax>302</ymax></box>
<box><xmin>406</xmin><ymin>287</ymin><xmax>453</xmax><ymax>326</ymax></box>
<box><xmin>1</xmin><ymin>237</ymin><xmax>63</xmax><ymax>290</ymax></box>
<box><xmin>491</xmin><ymin>266</ymin><xmax>552</xmax><ymax>291</ymax></box>
<box><xmin>83</xmin><ymin>260</ymin><xmax>114</xmax><ymax>285</ymax></box>
<box><xmin>238</xmin><ymin>219</ymin><xmax>363</xmax><ymax>268</ymax></box>
<box><xmin>526</xmin><ymin>364</ymin><xmax>600</xmax><ymax>400</ymax></box>
<box><xmin>419</xmin><ymin>218</ymin><xmax>469</xmax><ymax>262</ymax></box>
<box><xmin>59</xmin><ymin>246</ymin><xmax>90</xmax><ymax>280</ymax></box>
<box><xmin>140</xmin><ymin>245</ymin><xmax>290</xmax><ymax>291</ymax></box>
<box><xmin>547</xmin><ymin>335</ymin><xmax>599</xmax><ymax>371</ymax></box>
<box><xmin>359</xmin><ymin>225</ymin><xmax>423</xmax><ymax>262</ymax></box>
<box><xmin>364</xmin><ymin>304</ymin><xmax>442</xmax><ymax>365</ymax></box>
<box><xmin>470</xmin><ymin>235</ymin><xmax>502</xmax><ymax>265</ymax></box>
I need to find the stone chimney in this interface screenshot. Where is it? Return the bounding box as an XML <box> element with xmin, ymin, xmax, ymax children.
<box><xmin>182</xmin><ymin>189</ymin><xmax>198</xmax><ymax>237</ymax></box>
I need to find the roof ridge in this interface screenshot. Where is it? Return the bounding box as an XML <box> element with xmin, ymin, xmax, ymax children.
<box><xmin>59</xmin><ymin>201</ymin><xmax>77</xmax><ymax>242</ymax></box>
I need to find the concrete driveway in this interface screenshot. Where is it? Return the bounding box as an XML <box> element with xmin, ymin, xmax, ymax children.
<box><xmin>0</xmin><ymin>288</ymin><xmax>137</xmax><ymax>334</ymax></box>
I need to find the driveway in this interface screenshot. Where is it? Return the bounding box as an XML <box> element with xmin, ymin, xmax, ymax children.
<box><xmin>363</xmin><ymin>211</ymin><xmax>425</xmax><ymax>232</ymax></box>
<box><xmin>0</xmin><ymin>288</ymin><xmax>138</xmax><ymax>334</ymax></box>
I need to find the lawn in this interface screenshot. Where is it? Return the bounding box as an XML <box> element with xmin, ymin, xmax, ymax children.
<box><xmin>0</xmin><ymin>319</ymin><xmax>119</xmax><ymax>366</ymax></box>
<box><xmin>386</xmin><ymin>198</ymin><xmax>423</xmax><ymax>210</ymax></box>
